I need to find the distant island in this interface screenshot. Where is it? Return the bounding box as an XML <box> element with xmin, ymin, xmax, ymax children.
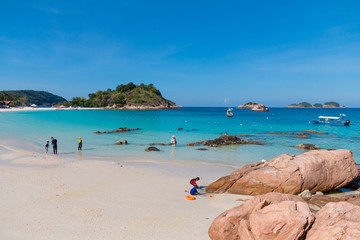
<box><xmin>237</xmin><ymin>102</ymin><xmax>267</xmax><ymax>109</ymax></box>
<box><xmin>0</xmin><ymin>90</ymin><xmax>67</xmax><ymax>107</ymax></box>
<box><xmin>63</xmin><ymin>82</ymin><xmax>180</xmax><ymax>110</ymax></box>
<box><xmin>286</xmin><ymin>101</ymin><xmax>346</xmax><ymax>108</ymax></box>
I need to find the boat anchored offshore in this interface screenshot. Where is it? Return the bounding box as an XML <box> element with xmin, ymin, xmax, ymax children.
<box><xmin>252</xmin><ymin>106</ymin><xmax>269</xmax><ymax>112</ymax></box>
<box><xmin>226</xmin><ymin>108</ymin><xmax>234</xmax><ymax>117</ymax></box>
<box><xmin>312</xmin><ymin>114</ymin><xmax>350</xmax><ymax>126</ymax></box>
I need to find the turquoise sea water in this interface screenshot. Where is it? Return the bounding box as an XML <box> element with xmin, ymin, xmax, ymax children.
<box><xmin>1</xmin><ymin>107</ymin><xmax>360</xmax><ymax>166</ymax></box>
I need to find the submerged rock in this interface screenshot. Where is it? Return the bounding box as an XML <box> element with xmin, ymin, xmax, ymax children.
<box><xmin>302</xmin><ymin>130</ymin><xmax>326</xmax><ymax>134</ymax></box>
<box><xmin>196</xmin><ymin>148</ymin><xmax>208</xmax><ymax>151</ymax></box>
<box><xmin>94</xmin><ymin>127</ymin><xmax>139</xmax><ymax>134</ymax></box>
<box><xmin>206</xmin><ymin>149</ymin><xmax>358</xmax><ymax>195</ymax></box>
<box><xmin>148</xmin><ymin>143</ymin><xmax>170</xmax><ymax>146</ymax></box>
<box><xmin>186</xmin><ymin>135</ymin><xmax>266</xmax><ymax>147</ymax></box>
<box><xmin>293</xmin><ymin>144</ymin><xmax>320</xmax><ymax>150</ymax></box>
<box><xmin>145</xmin><ymin>147</ymin><xmax>160</xmax><ymax>152</ymax></box>
<box><xmin>115</xmin><ymin>140</ymin><xmax>127</xmax><ymax>145</ymax></box>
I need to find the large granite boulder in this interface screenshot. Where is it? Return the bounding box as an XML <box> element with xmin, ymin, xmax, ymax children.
<box><xmin>206</xmin><ymin>150</ymin><xmax>358</xmax><ymax>195</ymax></box>
<box><xmin>186</xmin><ymin>135</ymin><xmax>265</xmax><ymax>147</ymax></box>
<box><xmin>208</xmin><ymin>192</ymin><xmax>314</xmax><ymax>240</ymax></box>
<box><xmin>306</xmin><ymin>202</ymin><xmax>360</xmax><ymax>239</ymax></box>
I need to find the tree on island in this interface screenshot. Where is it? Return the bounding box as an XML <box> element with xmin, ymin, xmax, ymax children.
<box><xmin>324</xmin><ymin>101</ymin><xmax>340</xmax><ymax>107</ymax></box>
<box><xmin>313</xmin><ymin>103</ymin><xmax>323</xmax><ymax>108</ymax></box>
<box><xmin>63</xmin><ymin>82</ymin><xmax>176</xmax><ymax>108</ymax></box>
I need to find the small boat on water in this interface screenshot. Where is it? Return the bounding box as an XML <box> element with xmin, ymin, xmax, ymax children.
<box><xmin>226</xmin><ymin>108</ymin><xmax>234</xmax><ymax>117</ymax></box>
<box><xmin>252</xmin><ymin>107</ymin><xmax>269</xmax><ymax>112</ymax></box>
<box><xmin>312</xmin><ymin>114</ymin><xmax>350</xmax><ymax>126</ymax></box>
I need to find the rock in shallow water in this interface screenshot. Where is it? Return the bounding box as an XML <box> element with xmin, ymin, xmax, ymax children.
<box><xmin>206</xmin><ymin>149</ymin><xmax>359</xmax><ymax>195</ymax></box>
<box><xmin>115</xmin><ymin>140</ymin><xmax>127</xmax><ymax>145</ymax></box>
<box><xmin>145</xmin><ymin>146</ymin><xmax>160</xmax><ymax>152</ymax></box>
<box><xmin>293</xmin><ymin>144</ymin><xmax>320</xmax><ymax>150</ymax></box>
<box><xmin>186</xmin><ymin>135</ymin><xmax>266</xmax><ymax>147</ymax></box>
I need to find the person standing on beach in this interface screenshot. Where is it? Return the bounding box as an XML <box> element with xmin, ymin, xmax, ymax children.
<box><xmin>78</xmin><ymin>137</ymin><xmax>82</xmax><ymax>150</ymax></box>
<box><xmin>45</xmin><ymin>141</ymin><xmax>49</xmax><ymax>154</ymax></box>
<box><xmin>51</xmin><ymin>137</ymin><xmax>57</xmax><ymax>155</ymax></box>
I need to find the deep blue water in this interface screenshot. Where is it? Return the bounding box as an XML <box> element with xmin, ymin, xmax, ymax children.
<box><xmin>1</xmin><ymin>107</ymin><xmax>359</xmax><ymax>166</ymax></box>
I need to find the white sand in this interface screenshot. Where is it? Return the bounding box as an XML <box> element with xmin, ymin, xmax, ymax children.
<box><xmin>0</xmin><ymin>107</ymin><xmax>101</xmax><ymax>112</ymax></box>
<box><xmin>0</xmin><ymin>144</ymin><xmax>250</xmax><ymax>240</ymax></box>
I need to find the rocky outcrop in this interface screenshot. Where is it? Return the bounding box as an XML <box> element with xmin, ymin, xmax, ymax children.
<box><xmin>115</xmin><ymin>140</ymin><xmax>127</xmax><ymax>145</ymax></box>
<box><xmin>237</xmin><ymin>103</ymin><xmax>266</xmax><ymax>109</ymax></box>
<box><xmin>306</xmin><ymin>202</ymin><xmax>360</xmax><ymax>239</ymax></box>
<box><xmin>145</xmin><ymin>146</ymin><xmax>160</xmax><ymax>152</ymax></box>
<box><xmin>206</xmin><ymin>150</ymin><xmax>358</xmax><ymax>195</ymax></box>
<box><xmin>186</xmin><ymin>135</ymin><xmax>266</xmax><ymax>147</ymax></box>
<box><xmin>208</xmin><ymin>192</ymin><xmax>313</xmax><ymax>240</ymax></box>
<box><xmin>209</xmin><ymin>192</ymin><xmax>360</xmax><ymax>240</ymax></box>
<box><xmin>94</xmin><ymin>127</ymin><xmax>139</xmax><ymax>134</ymax></box>
<box><xmin>293</xmin><ymin>144</ymin><xmax>320</xmax><ymax>150</ymax></box>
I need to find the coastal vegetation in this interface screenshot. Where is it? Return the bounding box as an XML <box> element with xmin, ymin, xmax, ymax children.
<box><xmin>0</xmin><ymin>90</ymin><xmax>66</xmax><ymax>106</ymax></box>
<box><xmin>287</xmin><ymin>101</ymin><xmax>344</xmax><ymax>108</ymax></box>
<box><xmin>63</xmin><ymin>82</ymin><xmax>177</xmax><ymax>109</ymax></box>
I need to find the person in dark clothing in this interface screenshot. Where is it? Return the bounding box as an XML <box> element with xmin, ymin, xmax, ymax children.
<box><xmin>190</xmin><ymin>177</ymin><xmax>200</xmax><ymax>188</ymax></box>
<box><xmin>78</xmin><ymin>137</ymin><xmax>82</xmax><ymax>151</ymax></box>
<box><xmin>51</xmin><ymin>137</ymin><xmax>57</xmax><ymax>155</ymax></box>
<box><xmin>190</xmin><ymin>186</ymin><xmax>199</xmax><ymax>195</ymax></box>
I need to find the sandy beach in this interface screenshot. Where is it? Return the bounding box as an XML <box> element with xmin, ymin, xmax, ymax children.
<box><xmin>0</xmin><ymin>143</ymin><xmax>248</xmax><ymax>240</ymax></box>
<box><xmin>0</xmin><ymin>107</ymin><xmax>101</xmax><ymax>113</ymax></box>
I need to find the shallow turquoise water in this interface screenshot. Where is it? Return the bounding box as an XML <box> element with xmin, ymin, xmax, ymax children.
<box><xmin>1</xmin><ymin>107</ymin><xmax>359</xmax><ymax>165</ymax></box>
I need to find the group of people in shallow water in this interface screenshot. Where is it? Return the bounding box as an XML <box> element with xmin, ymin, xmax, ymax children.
<box><xmin>45</xmin><ymin>137</ymin><xmax>82</xmax><ymax>154</ymax></box>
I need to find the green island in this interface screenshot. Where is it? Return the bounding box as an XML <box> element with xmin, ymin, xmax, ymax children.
<box><xmin>0</xmin><ymin>90</ymin><xmax>66</xmax><ymax>107</ymax></box>
<box><xmin>63</xmin><ymin>82</ymin><xmax>179</xmax><ymax>109</ymax></box>
<box><xmin>287</xmin><ymin>101</ymin><xmax>345</xmax><ymax>108</ymax></box>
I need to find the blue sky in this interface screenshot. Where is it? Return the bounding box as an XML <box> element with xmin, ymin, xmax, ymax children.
<box><xmin>1</xmin><ymin>1</ymin><xmax>360</xmax><ymax>107</ymax></box>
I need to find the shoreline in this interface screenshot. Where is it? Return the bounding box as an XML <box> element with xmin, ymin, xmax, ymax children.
<box><xmin>0</xmin><ymin>141</ymin><xmax>246</xmax><ymax>240</ymax></box>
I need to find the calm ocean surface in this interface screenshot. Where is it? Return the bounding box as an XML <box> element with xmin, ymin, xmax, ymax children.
<box><xmin>1</xmin><ymin>107</ymin><xmax>360</xmax><ymax>166</ymax></box>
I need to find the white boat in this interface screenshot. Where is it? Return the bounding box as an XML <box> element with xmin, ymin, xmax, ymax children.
<box><xmin>226</xmin><ymin>108</ymin><xmax>234</xmax><ymax>117</ymax></box>
<box><xmin>312</xmin><ymin>114</ymin><xmax>350</xmax><ymax>126</ymax></box>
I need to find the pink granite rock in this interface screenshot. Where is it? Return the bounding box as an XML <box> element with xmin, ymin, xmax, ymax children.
<box><xmin>306</xmin><ymin>202</ymin><xmax>360</xmax><ymax>240</ymax></box>
<box><xmin>206</xmin><ymin>150</ymin><xmax>358</xmax><ymax>195</ymax></box>
<box><xmin>208</xmin><ymin>192</ymin><xmax>311</xmax><ymax>240</ymax></box>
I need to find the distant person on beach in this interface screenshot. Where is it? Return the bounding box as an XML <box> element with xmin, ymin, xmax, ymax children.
<box><xmin>170</xmin><ymin>135</ymin><xmax>177</xmax><ymax>145</ymax></box>
<box><xmin>45</xmin><ymin>141</ymin><xmax>49</xmax><ymax>154</ymax></box>
<box><xmin>225</xmin><ymin>132</ymin><xmax>228</xmax><ymax>135</ymax></box>
<box><xmin>78</xmin><ymin>137</ymin><xmax>82</xmax><ymax>150</ymax></box>
<box><xmin>51</xmin><ymin>137</ymin><xmax>57</xmax><ymax>155</ymax></box>
<box><xmin>190</xmin><ymin>186</ymin><xmax>199</xmax><ymax>195</ymax></box>
<box><xmin>190</xmin><ymin>177</ymin><xmax>200</xmax><ymax>188</ymax></box>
